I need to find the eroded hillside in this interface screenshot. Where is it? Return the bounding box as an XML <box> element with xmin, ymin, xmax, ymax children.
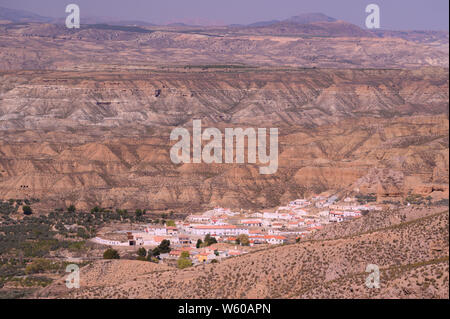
<box><xmin>0</xmin><ymin>69</ymin><xmax>448</xmax><ymax>211</ymax></box>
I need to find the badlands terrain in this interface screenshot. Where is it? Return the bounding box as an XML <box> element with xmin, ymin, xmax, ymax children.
<box><xmin>0</xmin><ymin>67</ymin><xmax>448</xmax><ymax>212</ymax></box>
<box><xmin>0</xmin><ymin>8</ymin><xmax>448</xmax><ymax>299</ymax></box>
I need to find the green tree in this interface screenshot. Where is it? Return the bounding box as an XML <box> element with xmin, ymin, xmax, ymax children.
<box><xmin>236</xmin><ymin>234</ymin><xmax>250</xmax><ymax>246</ymax></box>
<box><xmin>203</xmin><ymin>234</ymin><xmax>217</xmax><ymax>246</ymax></box>
<box><xmin>103</xmin><ymin>248</ymin><xmax>120</xmax><ymax>259</ymax></box>
<box><xmin>177</xmin><ymin>257</ymin><xmax>192</xmax><ymax>269</ymax></box>
<box><xmin>196</xmin><ymin>239</ymin><xmax>203</xmax><ymax>248</ymax></box>
<box><xmin>180</xmin><ymin>251</ymin><xmax>189</xmax><ymax>258</ymax></box>
<box><xmin>166</xmin><ymin>220</ymin><xmax>176</xmax><ymax>227</ymax></box>
<box><xmin>137</xmin><ymin>247</ymin><xmax>147</xmax><ymax>258</ymax></box>
<box><xmin>151</xmin><ymin>247</ymin><xmax>160</xmax><ymax>256</ymax></box>
<box><xmin>158</xmin><ymin>239</ymin><xmax>171</xmax><ymax>253</ymax></box>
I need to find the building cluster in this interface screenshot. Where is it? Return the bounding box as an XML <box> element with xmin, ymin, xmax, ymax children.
<box><xmin>92</xmin><ymin>195</ymin><xmax>381</xmax><ymax>263</ymax></box>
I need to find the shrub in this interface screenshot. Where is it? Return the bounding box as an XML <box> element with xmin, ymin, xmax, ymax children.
<box><xmin>203</xmin><ymin>234</ymin><xmax>217</xmax><ymax>246</ymax></box>
<box><xmin>137</xmin><ymin>247</ymin><xmax>147</xmax><ymax>258</ymax></box>
<box><xmin>25</xmin><ymin>258</ymin><xmax>56</xmax><ymax>274</ymax></box>
<box><xmin>236</xmin><ymin>234</ymin><xmax>250</xmax><ymax>246</ymax></box>
<box><xmin>22</xmin><ymin>206</ymin><xmax>32</xmax><ymax>215</ymax></box>
<box><xmin>158</xmin><ymin>239</ymin><xmax>171</xmax><ymax>253</ymax></box>
<box><xmin>166</xmin><ymin>220</ymin><xmax>176</xmax><ymax>227</ymax></box>
<box><xmin>180</xmin><ymin>251</ymin><xmax>189</xmax><ymax>258</ymax></box>
<box><xmin>103</xmin><ymin>248</ymin><xmax>120</xmax><ymax>259</ymax></box>
<box><xmin>67</xmin><ymin>205</ymin><xmax>76</xmax><ymax>213</ymax></box>
<box><xmin>177</xmin><ymin>257</ymin><xmax>192</xmax><ymax>269</ymax></box>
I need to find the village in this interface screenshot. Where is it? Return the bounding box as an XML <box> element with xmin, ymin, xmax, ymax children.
<box><xmin>91</xmin><ymin>194</ymin><xmax>382</xmax><ymax>266</ymax></box>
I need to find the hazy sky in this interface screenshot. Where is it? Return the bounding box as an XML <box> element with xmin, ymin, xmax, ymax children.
<box><xmin>1</xmin><ymin>0</ymin><xmax>448</xmax><ymax>30</ymax></box>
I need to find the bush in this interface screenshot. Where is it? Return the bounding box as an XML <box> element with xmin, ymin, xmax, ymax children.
<box><xmin>149</xmin><ymin>257</ymin><xmax>159</xmax><ymax>263</ymax></box>
<box><xmin>67</xmin><ymin>205</ymin><xmax>76</xmax><ymax>213</ymax></box>
<box><xmin>22</xmin><ymin>206</ymin><xmax>32</xmax><ymax>215</ymax></box>
<box><xmin>166</xmin><ymin>220</ymin><xmax>176</xmax><ymax>227</ymax></box>
<box><xmin>177</xmin><ymin>257</ymin><xmax>192</xmax><ymax>269</ymax></box>
<box><xmin>103</xmin><ymin>248</ymin><xmax>120</xmax><ymax>259</ymax></box>
<box><xmin>158</xmin><ymin>239</ymin><xmax>171</xmax><ymax>253</ymax></box>
<box><xmin>137</xmin><ymin>247</ymin><xmax>147</xmax><ymax>258</ymax></box>
<box><xmin>180</xmin><ymin>251</ymin><xmax>189</xmax><ymax>258</ymax></box>
<box><xmin>203</xmin><ymin>234</ymin><xmax>217</xmax><ymax>247</ymax></box>
<box><xmin>236</xmin><ymin>234</ymin><xmax>250</xmax><ymax>246</ymax></box>
<box><xmin>25</xmin><ymin>258</ymin><xmax>56</xmax><ymax>274</ymax></box>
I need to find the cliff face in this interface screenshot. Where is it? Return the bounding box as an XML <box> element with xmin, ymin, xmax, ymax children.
<box><xmin>0</xmin><ymin>68</ymin><xmax>448</xmax><ymax>129</ymax></box>
<box><xmin>0</xmin><ymin>69</ymin><xmax>448</xmax><ymax>211</ymax></box>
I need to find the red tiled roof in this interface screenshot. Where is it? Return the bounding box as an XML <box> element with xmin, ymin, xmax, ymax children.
<box><xmin>264</xmin><ymin>235</ymin><xmax>287</xmax><ymax>240</ymax></box>
<box><xmin>242</xmin><ymin>220</ymin><xmax>261</xmax><ymax>224</ymax></box>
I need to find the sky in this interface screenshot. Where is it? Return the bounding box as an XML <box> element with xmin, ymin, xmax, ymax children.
<box><xmin>1</xmin><ymin>0</ymin><xmax>448</xmax><ymax>30</ymax></box>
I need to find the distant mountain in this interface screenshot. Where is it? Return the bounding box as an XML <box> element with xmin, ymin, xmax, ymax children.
<box><xmin>247</xmin><ymin>19</ymin><xmax>280</xmax><ymax>27</ymax></box>
<box><xmin>0</xmin><ymin>6</ymin><xmax>52</xmax><ymax>23</ymax></box>
<box><xmin>0</xmin><ymin>6</ymin><xmax>155</xmax><ymax>26</ymax></box>
<box><xmin>285</xmin><ymin>12</ymin><xmax>336</xmax><ymax>24</ymax></box>
<box><xmin>246</xmin><ymin>13</ymin><xmax>336</xmax><ymax>28</ymax></box>
<box><xmin>236</xmin><ymin>12</ymin><xmax>375</xmax><ymax>37</ymax></box>
<box><xmin>244</xmin><ymin>20</ymin><xmax>374</xmax><ymax>38</ymax></box>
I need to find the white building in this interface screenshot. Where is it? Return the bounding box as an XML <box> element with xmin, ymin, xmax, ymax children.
<box><xmin>240</xmin><ymin>219</ymin><xmax>263</xmax><ymax>227</ymax></box>
<box><xmin>264</xmin><ymin>235</ymin><xmax>287</xmax><ymax>245</ymax></box>
<box><xmin>289</xmin><ymin>199</ymin><xmax>310</xmax><ymax>207</ymax></box>
<box><xmin>189</xmin><ymin>225</ymin><xmax>249</xmax><ymax>236</ymax></box>
<box><xmin>145</xmin><ymin>225</ymin><xmax>167</xmax><ymax>235</ymax></box>
<box><xmin>187</xmin><ymin>215</ymin><xmax>211</xmax><ymax>223</ymax></box>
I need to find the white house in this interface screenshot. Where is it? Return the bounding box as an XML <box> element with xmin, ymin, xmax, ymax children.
<box><xmin>145</xmin><ymin>225</ymin><xmax>167</xmax><ymax>235</ymax></box>
<box><xmin>189</xmin><ymin>225</ymin><xmax>249</xmax><ymax>236</ymax></box>
<box><xmin>289</xmin><ymin>199</ymin><xmax>310</xmax><ymax>207</ymax></box>
<box><xmin>264</xmin><ymin>235</ymin><xmax>287</xmax><ymax>245</ymax></box>
<box><xmin>240</xmin><ymin>219</ymin><xmax>263</xmax><ymax>227</ymax></box>
<box><xmin>187</xmin><ymin>215</ymin><xmax>211</xmax><ymax>223</ymax></box>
